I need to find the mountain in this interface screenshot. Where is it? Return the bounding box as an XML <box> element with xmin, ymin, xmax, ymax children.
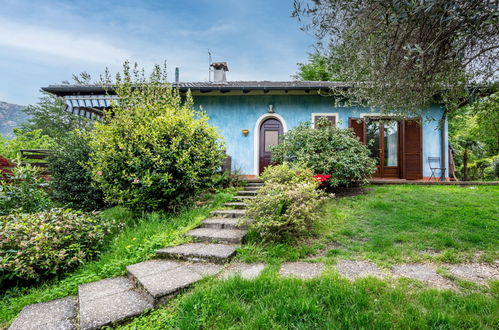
<box><xmin>0</xmin><ymin>101</ymin><xmax>28</xmax><ymax>138</ymax></box>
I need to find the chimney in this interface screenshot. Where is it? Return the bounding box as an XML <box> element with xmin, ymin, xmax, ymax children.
<box><xmin>210</xmin><ymin>62</ymin><xmax>228</xmax><ymax>83</ymax></box>
<box><xmin>175</xmin><ymin>67</ymin><xmax>179</xmax><ymax>83</ymax></box>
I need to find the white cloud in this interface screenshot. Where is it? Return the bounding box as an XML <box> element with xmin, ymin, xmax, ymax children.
<box><xmin>0</xmin><ymin>19</ymin><xmax>131</xmax><ymax>65</ymax></box>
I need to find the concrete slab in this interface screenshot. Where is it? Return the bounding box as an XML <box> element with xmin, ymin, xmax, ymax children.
<box><xmin>9</xmin><ymin>297</ymin><xmax>77</xmax><ymax>330</ymax></box>
<box><xmin>157</xmin><ymin>243</ymin><xmax>238</xmax><ymax>263</ymax></box>
<box><xmin>201</xmin><ymin>218</ymin><xmax>242</xmax><ymax>230</ymax></box>
<box><xmin>335</xmin><ymin>259</ymin><xmax>385</xmax><ymax>280</ymax></box>
<box><xmin>187</xmin><ymin>228</ymin><xmax>246</xmax><ymax>244</ymax></box>
<box><xmin>279</xmin><ymin>262</ymin><xmax>324</xmax><ymax>279</ymax></box>
<box><xmin>233</xmin><ymin>196</ymin><xmax>256</xmax><ymax>200</ymax></box>
<box><xmin>221</xmin><ymin>263</ymin><xmax>266</xmax><ymax>280</ymax></box>
<box><xmin>392</xmin><ymin>264</ymin><xmax>454</xmax><ymax>289</ymax></box>
<box><xmin>237</xmin><ymin>191</ymin><xmax>257</xmax><ymax>196</ymax></box>
<box><xmin>186</xmin><ymin>262</ymin><xmax>223</xmax><ymax>276</ymax></box>
<box><xmin>126</xmin><ymin>260</ymin><xmax>181</xmax><ymax>280</ymax></box>
<box><xmin>448</xmin><ymin>263</ymin><xmax>499</xmax><ymax>285</ymax></box>
<box><xmin>78</xmin><ymin>277</ymin><xmax>152</xmax><ymax>330</ymax></box>
<box><xmin>211</xmin><ymin>209</ymin><xmax>246</xmax><ymax>218</ymax></box>
<box><xmin>223</xmin><ymin>202</ymin><xmax>246</xmax><ymax>209</ymax></box>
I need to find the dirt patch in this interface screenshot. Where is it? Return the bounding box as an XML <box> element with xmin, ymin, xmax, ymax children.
<box><xmin>447</xmin><ymin>263</ymin><xmax>499</xmax><ymax>285</ymax></box>
<box><xmin>330</xmin><ymin>187</ymin><xmax>373</xmax><ymax>198</ymax></box>
<box><xmin>308</xmin><ymin>241</ymin><xmax>343</xmax><ymax>258</ymax></box>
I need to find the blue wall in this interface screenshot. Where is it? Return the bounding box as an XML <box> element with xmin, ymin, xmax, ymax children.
<box><xmin>193</xmin><ymin>94</ymin><xmax>447</xmax><ymax>177</ymax></box>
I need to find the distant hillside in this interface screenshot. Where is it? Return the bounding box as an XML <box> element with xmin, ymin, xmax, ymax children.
<box><xmin>0</xmin><ymin>101</ymin><xmax>28</xmax><ymax>138</ymax></box>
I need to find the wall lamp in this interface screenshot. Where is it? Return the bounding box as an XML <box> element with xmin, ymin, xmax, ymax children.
<box><xmin>242</xmin><ymin>129</ymin><xmax>249</xmax><ymax>136</ymax></box>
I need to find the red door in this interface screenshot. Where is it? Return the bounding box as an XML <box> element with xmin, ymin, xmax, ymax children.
<box><xmin>259</xmin><ymin>118</ymin><xmax>283</xmax><ymax>174</ymax></box>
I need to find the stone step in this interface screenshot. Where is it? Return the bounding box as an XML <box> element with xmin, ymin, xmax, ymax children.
<box><xmin>126</xmin><ymin>260</ymin><xmax>222</xmax><ymax>306</ymax></box>
<box><xmin>186</xmin><ymin>227</ymin><xmax>246</xmax><ymax>244</ymax></box>
<box><xmin>237</xmin><ymin>190</ymin><xmax>257</xmax><ymax>196</ymax></box>
<box><xmin>78</xmin><ymin>277</ymin><xmax>152</xmax><ymax>330</ymax></box>
<box><xmin>246</xmin><ymin>182</ymin><xmax>264</xmax><ymax>186</ymax></box>
<box><xmin>244</xmin><ymin>186</ymin><xmax>260</xmax><ymax>191</ymax></box>
<box><xmin>156</xmin><ymin>243</ymin><xmax>238</xmax><ymax>263</ymax></box>
<box><xmin>234</xmin><ymin>195</ymin><xmax>256</xmax><ymax>201</ymax></box>
<box><xmin>201</xmin><ymin>217</ymin><xmax>249</xmax><ymax>230</ymax></box>
<box><xmin>9</xmin><ymin>297</ymin><xmax>77</xmax><ymax>330</ymax></box>
<box><xmin>245</xmin><ymin>179</ymin><xmax>263</xmax><ymax>183</ymax></box>
<box><xmin>211</xmin><ymin>209</ymin><xmax>246</xmax><ymax>218</ymax></box>
<box><xmin>223</xmin><ymin>202</ymin><xmax>246</xmax><ymax>209</ymax></box>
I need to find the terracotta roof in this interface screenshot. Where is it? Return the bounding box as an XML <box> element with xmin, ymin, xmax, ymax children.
<box><xmin>42</xmin><ymin>81</ymin><xmax>350</xmax><ymax>96</ymax></box>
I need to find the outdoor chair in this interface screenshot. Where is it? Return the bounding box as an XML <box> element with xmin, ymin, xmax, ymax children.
<box><xmin>428</xmin><ymin>157</ymin><xmax>445</xmax><ymax>181</ymax></box>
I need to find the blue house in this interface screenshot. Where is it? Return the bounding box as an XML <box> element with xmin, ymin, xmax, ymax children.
<box><xmin>42</xmin><ymin>63</ymin><xmax>449</xmax><ymax>180</ymax></box>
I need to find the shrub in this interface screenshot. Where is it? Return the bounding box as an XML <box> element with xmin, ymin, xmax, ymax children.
<box><xmin>245</xmin><ymin>164</ymin><xmax>327</xmax><ymax>242</ymax></box>
<box><xmin>0</xmin><ymin>208</ymin><xmax>120</xmax><ymax>283</ymax></box>
<box><xmin>0</xmin><ymin>163</ymin><xmax>52</xmax><ymax>215</ymax></box>
<box><xmin>89</xmin><ymin>66</ymin><xmax>225</xmax><ymax>212</ymax></box>
<box><xmin>260</xmin><ymin>162</ymin><xmax>315</xmax><ymax>185</ymax></box>
<box><xmin>0</xmin><ymin>129</ymin><xmax>53</xmax><ymax>160</ymax></box>
<box><xmin>48</xmin><ymin>130</ymin><xmax>105</xmax><ymax>211</ymax></box>
<box><xmin>271</xmin><ymin>119</ymin><xmax>377</xmax><ymax>187</ymax></box>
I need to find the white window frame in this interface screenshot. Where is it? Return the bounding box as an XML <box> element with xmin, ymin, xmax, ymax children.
<box><xmin>311</xmin><ymin>113</ymin><xmax>339</xmax><ymax>128</ymax></box>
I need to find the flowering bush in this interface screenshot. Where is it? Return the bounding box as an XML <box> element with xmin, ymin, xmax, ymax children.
<box><xmin>244</xmin><ymin>164</ymin><xmax>327</xmax><ymax>242</ymax></box>
<box><xmin>0</xmin><ymin>155</ymin><xmax>15</xmax><ymax>178</ymax></box>
<box><xmin>314</xmin><ymin>173</ymin><xmax>331</xmax><ymax>186</ymax></box>
<box><xmin>0</xmin><ymin>208</ymin><xmax>121</xmax><ymax>283</ymax></box>
<box><xmin>271</xmin><ymin>119</ymin><xmax>376</xmax><ymax>188</ymax></box>
<box><xmin>0</xmin><ymin>163</ymin><xmax>52</xmax><ymax>215</ymax></box>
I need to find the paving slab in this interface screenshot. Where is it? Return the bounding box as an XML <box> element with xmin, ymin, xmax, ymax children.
<box><xmin>237</xmin><ymin>191</ymin><xmax>257</xmax><ymax>196</ymax></box>
<box><xmin>79</xmin><ymin>277</ymin><xmax>152</xmax><ymax>330</ymax></box>
<box><xmin>201</xmin><ymin>217</ymin><xmax>242</xmax><ymax>230</ymax></box>
<box><xmin>244</xmin><ymin>186</ymin><xmax>260</xmax><ymax>191</ymax></box>
<box><xmin>127</xmin><ymin>260</ymin><xmax>222</xmax><ymax>305</ymax></box>
<box><xmin>221</xmin><ymin>262</ymin><xmax>266</xmax><ymax>280</ymax></box>
<box><xmin>279</xmin><ymin>262</ymin><xmax>324</xmax><ymax>279</ymax></box>
<box><xmin>392</xmin><ymin>264</ymin><xmax>454</xmax><ymax>289</ymax></box>
<box><xmin>9</xmin><ymin>297</ymin><xmax>77</xmax><ymax>330</ymax></box>
<box><xmin>234</xmin><ymin>196</ymin><xmax>256</xmax><ymax>200</ymax></box>
<box><xmin>246</xmin><ymin>182</ymin><xmax>264</xmax><ymax>186</ymax></box>
<box><xmin>187</xmin><ymin>227</ymin><xmax>246</xmax><ymax>244</ymax></box>
<box><xmin>448</xmin><ymin>263</ymin><xmax>499</xmax><ymax>285</ymax></box>
<box><xmin>335</xmin><ymin>259</ymin><xmax>385</xmax><ymax>280</ymax></box>
<box><xmin>211</xmin><ymin>209</ymin><xmax>246</xmax><ymax>218</ymax></box>
<box><xmin>223</xmin><ymin>202</ymin><xmax>246</xmax><ymax>209</ymax></box>
<box><xmin>157</xmin><ymin>243</ymin><xmax>238</xmax><ymax>263</ymax></box>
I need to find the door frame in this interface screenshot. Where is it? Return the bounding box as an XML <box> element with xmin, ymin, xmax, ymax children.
<box><xmin>253</xmin><ymin>113</ymin><xmax>288</xmax><ymax>175</ymax></box>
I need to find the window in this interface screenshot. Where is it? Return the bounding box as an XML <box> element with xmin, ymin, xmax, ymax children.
<box><xmin>311</xmin><ymin>113</ymin><xmax>338</xmax><ymax>128</ymax></box>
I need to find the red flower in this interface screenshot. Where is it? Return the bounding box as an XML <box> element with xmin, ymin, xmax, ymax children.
<box><xmin>313</xmin><ymin>174</ymin><xmax>332</xmax><ymax>186</ymax></box>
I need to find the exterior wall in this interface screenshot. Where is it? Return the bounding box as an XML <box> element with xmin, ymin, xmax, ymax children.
<box><xmin>193</xmin><ymin>94</ymin><xmax>448</xmax><ymax>177</ymax></box>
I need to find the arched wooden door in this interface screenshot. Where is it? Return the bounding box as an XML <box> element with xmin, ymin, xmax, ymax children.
<box><xmin>259</xmin><ymin>118</ymin><xmax>283</xmax><ymax>174</ymax></box>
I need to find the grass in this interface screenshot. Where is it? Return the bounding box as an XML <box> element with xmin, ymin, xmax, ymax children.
<box><xmin>119</xmin><ymin>269</ymin><xmax>499</xmax><ymax>329</ymax></box>
<box><xmin>237</xmin><ymin>185</ymin><xmax>499</xmax><ymax>266</ymax></box>
<box><xmin>0</xmin><ymin>189</ymin><xmax>234</xmax><ymax>328</ymax></box>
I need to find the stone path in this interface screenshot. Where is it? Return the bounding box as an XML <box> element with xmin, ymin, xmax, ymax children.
<box><xmin>9</xmin><ymin>180</ymin><xmax>264</xmax><ymax>330</ymax></box>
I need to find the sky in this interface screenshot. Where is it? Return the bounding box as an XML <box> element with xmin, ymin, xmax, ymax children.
<box><xmin>0</xmin><ymin>0</ymin><xmax>316</xmax><ymax>105</ymax></box>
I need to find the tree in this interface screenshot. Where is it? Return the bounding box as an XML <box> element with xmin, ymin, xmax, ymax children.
<box><xmin>293</xmin><ymin>0</ymin><xmax>499</xmax><ymax>115</ymax></box>
<box><xmin>294</xmin><ymin>53</ymin><xmax>335</xmax><ymax>81</ymax></box>
<box><xmin>21</xmin><ymin>92</ymin><xmax>93</xmax><ymax>140</ymax></box>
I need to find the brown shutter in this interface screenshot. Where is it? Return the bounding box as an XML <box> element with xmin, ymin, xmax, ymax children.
<box><xmin>403</xmin><ymin>118</ymin><xmax>423</xmax><ymax>180</ymax></box>
<box><xmin>349</xmin><ymin>118</ymin><xmax>365</xmax><ymax>143</ymax></box>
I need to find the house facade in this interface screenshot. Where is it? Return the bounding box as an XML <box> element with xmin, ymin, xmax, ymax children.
<box><xmin>43</xmin><ymin>72</ymin><xmax>449</xmax><ymax>180</ymax></box>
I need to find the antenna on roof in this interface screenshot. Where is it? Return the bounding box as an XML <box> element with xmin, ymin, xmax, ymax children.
<box><xmin>208</xmin><ymin>49</ymin><xmax>213</xmax><ymax>82</ymax></box>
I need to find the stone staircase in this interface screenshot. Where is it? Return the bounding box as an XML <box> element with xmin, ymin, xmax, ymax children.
<box><xmin>9</xmin><ymin>180</ymin><xmax>263</xmax><ymax>330</ymax></box>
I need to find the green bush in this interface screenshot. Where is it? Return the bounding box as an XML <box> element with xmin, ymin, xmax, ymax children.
<box><xmin>271</xmin><ymin>119</ymin><xmax>376</xmax><ymax>187</ymax></box>
<box><xmin>48</xmin><ymin>130</ymin><xmax>105</xmax><ymax>211</ymax></box>
<box><xmin>245</xmin><ymin>164</ymin><xmax>327</xmax><ymax>242</ymax></box>
<box><xmin>89</xmin><ymin>73</ymin><xmax>225</xmax><ymax>212</ymax></box>
<box><xmin>0</xmin><ymin>129</ymin><xmax>53</xmax><ymax>160</ymax></box>
<box><xmin>0</xmin><ymin>164</ymin><xmax>52</xmax><ymax>215</ymax></box>
<box><xmin>0</xmin><ymin>208</ymin><xmax>120</xmax><ymax>284</ymax></box>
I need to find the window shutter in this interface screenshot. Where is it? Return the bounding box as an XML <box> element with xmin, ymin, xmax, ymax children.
<box><xmin>403</xmin><ymin>119</ymin><xmax>423</xmax><ymax>180</ymax></box>
<box><xmin>349</xmin><ymin>118</ymin><xmax>365</xmax><ymax>143</ymax></box>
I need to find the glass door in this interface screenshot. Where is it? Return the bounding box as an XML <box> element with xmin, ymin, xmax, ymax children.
<box><xmin>366</xmin><ymin>119</ymin><xmax>400</xmax><ymax>178</ymax></box>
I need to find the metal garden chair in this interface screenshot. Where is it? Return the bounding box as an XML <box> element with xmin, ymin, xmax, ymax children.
<box><xmin>428</xmin><ymin>157</ymin><xmax>445</xmax><ymax>181</ymax></box>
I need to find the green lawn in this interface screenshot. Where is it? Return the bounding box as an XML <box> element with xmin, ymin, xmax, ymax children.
<box><xmin>120</xmin><ymin>272</ymin><xmax>498</xmax><ymax>330</ymax></box>
<box><xmin>237</xmin><ymin>185</ymin><xmax>499</xmax><ymax>265</ymax></box>
<box><xmin>0</xmin><ymin>190</ymin><xmax>234</xmax><ymax>328</ymax></box>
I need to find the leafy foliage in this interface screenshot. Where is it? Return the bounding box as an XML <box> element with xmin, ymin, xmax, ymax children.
<box><xmin>0</xmin><ymin>164</ymin><xmax>52</xmax><ymax>215</ymax></box>
<box><xmin>21</xmin><ymin>93</ymin><xmax>92</xmax><ymax>140</ymax></box>
<box><xmin>48</xmin><ymin>130</ymin><xmax>105</xmax><ymax>211</ymax></box>
<box><xmin>245</xmin><ymin>164</ymin><xmax>326</xmax><ymax>242</ymax></box>
<box><xmin>293</xmin><ymin>53</ymin><xmax>338</xmax><ymax>81</ymax></box>
<box><xmin>88</xmin><ymin>62</ymin><xmax>225</xmax><ymax>211</ymax></box>
<box><xmin>271</xmin><ymin>119</ymin><xmax>376</xmax><ymax>187</ymax></box>
<box><xmin>293</xmin><ymin>0</ymin><xmax>499</xmax><ymax>114</ymax></box>
<box><xmin>0</xmin><ymin>129</ymin><xmax>52</xmax><ymax>160</ymax></box>
<box><xmin>0</xmin><ymin>209</ymin><xmax>120</xmax><ymax>284</ymax></box>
